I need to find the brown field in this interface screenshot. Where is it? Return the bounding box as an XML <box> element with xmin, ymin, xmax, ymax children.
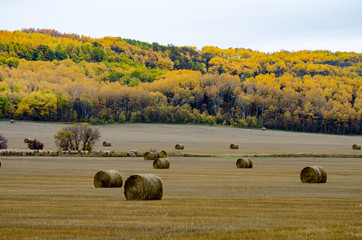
<box><xmin>1</xmin><ymin>121</ymin><xmax>361</xmax><ymax>155</ymax></box>
<box><xmin>0</xmin><ymin>121</ymin><xmax>361</xmax><ymax>239</ymax></box>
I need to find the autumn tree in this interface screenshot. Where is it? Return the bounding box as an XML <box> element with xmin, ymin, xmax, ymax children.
<box><xmin>54</xmin><ymin>124</ymin><xmax>100</xmax><ymax>151</ymax></box>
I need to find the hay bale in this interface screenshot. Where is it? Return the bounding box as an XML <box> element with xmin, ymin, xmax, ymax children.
<box><xmin>144</xmin><ymin>151</ymin><xmax>158</xmax><ymax>160</ymax></box>
<box><xmin>124</xmin><ymin>174</ymin><xmax>163</xmax><ymax>200</ymax></box>
<box><xmin>262</xmin><ymin>127</ymin><xmax>267</xmax><ymax>131</ymax></box>
<box><xmin>300</xmin><ymin>166</ymin><xmax>327</xmax><ymax>183</ymax></box>
<box><xmin>94</xmin><ymin>170</ymin><xmax>123</xmax><ymax>188</ymax></box>
<box><xmin>175</xmin><ymin>144</ymin><xmax>184</xmax><ymax>150</ymax></box>
<box><xmin>159</xmin><ymin>150</ymin><xmax>167</xmax><ymax>158</ymax></box>
<box><xmin>10</xmin><ymin>119</ymin><xmax>15</xmax><ymax>123</ymax></box>
<box><xmin>352</xmin><ymin>144</ymin><xmax>361</xmax><ymax>150</ymax></box>
<box><xmin>130</xmin><ymin>150</ymin><xmax>138</xmax><ymax>155</ymax></box>
<box><xmin>230</xmin><ymin>144</ymin><xmax>239</xmax><ymax>149</ymax></box>
<box><xmin>153</xmin><ymin>158</ymin><xmax>170</xmax><ymax>169</ymax></box>
<box><xmin>103</xmin><ymin>141</ymin><xmax>111</xmax><ymax>147</ymax></box>
<box><xmin>127</xmin><ymin>151</ymin><xmax>137</xmax><ymax>157</ymax></box>
<box><xmin>24</xmin><ymin>138</ymin><xmax>33</xmax><ymax>143</ymax></box>
<box><xmin>236</xmin><ymin>158</ymin><xmax>253</xmax><ymax>168</ymax></box>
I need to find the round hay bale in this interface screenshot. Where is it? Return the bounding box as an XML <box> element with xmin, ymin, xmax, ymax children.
<box><xmin>24</xmin><ymin>138</ymin><xmax>33</xmax><ymax>143</ymax></box>
<box><xmin>130</xmin><ymin>150</ymin><xmax>138</xmax><ymax>155</ymax></box>
<box><xmin>94</xmin><ymin>170</ymin><xmax>123</xmax><ymax>188</ymax></box>
<box><xmin>144</xmin><ymin>151</ymin><xmax>159</xmax><ymax>160</ymax></box>
<box><xmin>153</xmin><ymin>158</ymin><xmax>170</xmax><ymax>169</ymax></box>
<box><xmin>262</xmin><ymin>127</ymin><xmax>267</xmax><ymax>131</ymax></box>
<box><xmin>159</xmin><ymin>150</ymin><xmax>167</xmax><ymax>158</ymax></box>
<box><xmin>352</xmin><ymin>144</ymin><xmax>361</xmax><ymax>150</ymax></box>
<box><xmin>124</xmin><ymin>174</ymin><xmax>163</xmax><ymax>200</ymax></box>
<box><xmin>230</xmin><ymin>144</ymin><xmax>239</xmax><ymax>149</ymax></box>
<box><xmin>10</xmin><ymin>119</ymin><xmax>15</xmax><ymax>123</ymax></box>
<box><xmin>175</xmin><ymin>144</ymin><xmax>184</xmax><ymax>150</ymax></box>
<box><xmin>127</xmin><ymin>151</ymin><xmax>137</xmax><ymax>157</ymax></box>
<box><xmin>236</xmin><ymin>158</ymin><xmax>253</xmax><ymax>168</ymax></box>
<box><xmin>300</xmin><ymin>166</ymin><xmax>327</xmax><ymax>183</ymax></box>
<box><xmin>103</xmin><ymin>141</ymin><xmax>111</xmax><ymax>147</ymax></box>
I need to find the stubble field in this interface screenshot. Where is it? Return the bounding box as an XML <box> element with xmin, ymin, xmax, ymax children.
<box><xmin>0</xmin><ymin>121</ymin><xmax>361</xmax><ymax>239</ymax></box>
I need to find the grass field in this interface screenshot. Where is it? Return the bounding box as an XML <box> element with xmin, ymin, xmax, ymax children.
<box><xmin>0</xmin><ymin>121</ymin><xmax>361</xmax><ymax>239</ymax></box>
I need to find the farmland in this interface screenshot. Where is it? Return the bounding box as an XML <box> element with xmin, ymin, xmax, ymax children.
<box><xmin>0</xmin><ymin>121</ymin><xmax>361</xmax><ymax>239</ymax></box>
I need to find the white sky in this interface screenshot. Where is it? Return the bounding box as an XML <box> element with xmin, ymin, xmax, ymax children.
<box><xmin>1</xmin><ymin>0</ymin><xmax>361</xmax><ymax>53</ymax></box>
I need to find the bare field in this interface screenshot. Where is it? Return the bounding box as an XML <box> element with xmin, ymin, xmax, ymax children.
<box><xmin>0</xmin><ymin>122</ymin><xmax>361</xmax><ymax>239</ymax></box>
<box><xmin>0</xmin><ymin>156</ymin><xmax>361</xmax><ymax>239</ymax></box>
<box><xmin>0</xmin><ymin>121</ymin><xmax>361</xmax><ymax>155</ymax></box>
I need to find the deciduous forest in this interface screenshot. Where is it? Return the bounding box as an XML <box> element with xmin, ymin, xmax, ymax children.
<box><xmin>0</xmin><ymin>29</ymin><xmax>361</xmax><ymax>134</ymax></box>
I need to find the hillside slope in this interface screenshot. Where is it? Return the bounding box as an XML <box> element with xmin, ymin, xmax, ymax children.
<box><xmin>0</xmin><ymin>29</ymin><xmax>361</xmax><ymax>134</ymax></box>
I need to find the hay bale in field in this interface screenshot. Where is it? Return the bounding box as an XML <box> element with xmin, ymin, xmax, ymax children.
<box><xmin>24</xmin><ymin>138</ymin><xmax>32</xmax><ymax>143</ymax></box>
<box><xmin>175</xmin><ymin>144</ymin><xmax>184</xmax><ymax>150</ymax></box>
<box><xmin>144</xmin><ymin>151</ymin><xmax>158</xmax><ymax>160</ymax></box>
<box><xmin>236</xmin><ymin>158</ymin><xmax>253</xmax><ymax>168</ymax></box>
<box><xmin>130</xmin><ymin>150</ymin><xmax>138</xmax><ymax>155</ymax></box>
<box><xmin>300</xmin><ymin>166</ymin><xmax>327</xmax><ymax>183</ymax></box>
<box><xmin>159</xmin><ymin>150</ymin><xmax>167</xmax><ymax>158</ymax></box>
<box><xmin>10</xmin><ymin>119</ymin><xmax>15</xmax><ymax>123</ymax></box>
<box><xmin>103</xmin><ymin>141</ymin><xmax>111</xmax><ymax>147</ymax></box>
<box><xmin>153</xmin><ymin>158</ymin><xmax>170</xmax><ymax>169</ymax></box>
<box><xmin>124</xmin><ymin>174</ymin><xmax>163</xmax><ymax>200</ymax></box>
<box><xmin>127</xmin><ymin>151</ymin><xmax>137</xmax><ymax>157</ymax></box>
<box><xmin>230</xmin><ymin>144</ymin><xmax>239</xmax><ymax>149</ymax></box>
<box><xmin>94</xmin><ymin>170</ymin><xmax>123</xmax><ymax>188</ymax></box>
<box><xmin>352</xmin><ymin>144</ymin><xmax>361</xmax><ymax>150</ymax></box>
<box><xmin>61</xmin><ymin>150</ymin><xmax>70</xmax><ymax>155</ymax></box>
<box><xmin>144</xmin><ymin>150</ymin><xmax>167</xmax><ymax>160</ymax></box>
<box><xmin>262</xmin><ymin>127</ymin><xmax>267</xmax><ymax>131</ymax></box>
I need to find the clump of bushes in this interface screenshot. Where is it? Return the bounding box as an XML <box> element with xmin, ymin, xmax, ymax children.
<box><xmin>28</xmin><ymin>139</ymin><xmax>44</xmax><ymax>150</ymax></box>
<box><xmin>0</xmin><ymin>134</ymin><xmax>8</xmax><ymax>149</ymax></box>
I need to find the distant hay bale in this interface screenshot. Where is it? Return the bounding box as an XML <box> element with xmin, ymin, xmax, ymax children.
<box><xmin>300</xmin><ymin>166</ymin><xmax>327</xmax><ymax>183</ymax></box>
<box><xmin>153</xmin><ymin>158</ymin><xmax>170</xmax><ymax>169</ymax></box>
<box><xmin>236</xmin><ymin>158</ymin><xmax>253</xmax><ymax>168</ymax></box>
<box><xmin>144</xmin><ymin>150</ymin><xmax>167</xmax><ymax>160</ymax></box>
<box><xmin>124</xmin><ymin>174</ymin><xmax>163</xmax><ymax>200</ymax></box>
<box><xmin>24</xmin><ymin>138</ymin><xmax>32</xmax><ymax>143</ymax></box>
<box><xmin>61</xmin><ymin>150</ymin><xmax>70</xmax><ymax>155</ymax></box>
<box><xmin>159</xmin><ymin>150</ymin><xmax>167</xmax><ymax>158</ymax></box>
<box><xmin>130</xmin><ymin>150</ymin><xmax>138</xmax><ymax>155</ymax></box>
<box><xmin>94</xmin><ymin>170</ymin><xmax>123</xmax><ymax>188</ymax></box>
<box><xmin>103</xmin><ymin>141</ymin><xmax>111</xmax><ymax>147</ymax></box>
<box><xmin>352</xmin><ymin>144</ymin><xmax>361</xmax><ymax>150</ymax></box>
<box><xmin>262</xmin><ymin>127</ymin><xmax>267</xmax><ymax>131</ymax></box>
<box><xmin>230</xmin><ymin>144</ymin><xmax>239</xmax><ymax>149</ymax></box>
<box><xmin>175</xmin><ymin>144</ymin><xmax>184</xmax><ymax>150</ymax></box>
<box><xmin>10</xmin><ymin>119</ymin><xmax>15</xmax><ymax>123</ymax></box>
<box><xmin>92</xmin><ymin>150</ymin><xmax>102</xmax><ymax>155</ymax></box>
<box><xmin>144</xmin><ymin>151</ymin><xmax>158</xmax><ymax>160</ymax></box>
<box><xmin>127</xmin><ymin>151</ymin><xmax>137</xmax><ymax>157</ymax></box>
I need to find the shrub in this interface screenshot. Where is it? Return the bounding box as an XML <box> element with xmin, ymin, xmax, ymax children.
<box><xmin>28</xmin><ymin>139</ymin><xmax>44</xmax><ymax>150</ymax></box>
<box><xmin>0</xmin><ymin>134</ymin><xmax>8</xmax><ymax>149</ymax></box>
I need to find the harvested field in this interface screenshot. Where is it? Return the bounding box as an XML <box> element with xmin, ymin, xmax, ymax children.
<box><xmin>0</xmin><ymin>121</ymin><xmax>361</xmax><ymax>156</ymax></box>
<box><xmin>0</xmin><ymin>156</ymin><xmax>361</xmax><ymax>239</ymax></box>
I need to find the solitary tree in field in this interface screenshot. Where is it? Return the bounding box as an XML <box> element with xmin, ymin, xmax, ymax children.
<box><xmin>0</xmin><ymin>134</ymin><xmax>8</xmax><ymax>149</ymax></box>
<box><xmin>54</xmin><ymin>124</ymin><xmax>100</xmax><ymax>151</ymax></box>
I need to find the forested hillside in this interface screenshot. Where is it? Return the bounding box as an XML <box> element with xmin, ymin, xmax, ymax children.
<box><xmin>0</xmin><ymin>29</ymin><xmax>361</xmax><ymax>134</ymax></box>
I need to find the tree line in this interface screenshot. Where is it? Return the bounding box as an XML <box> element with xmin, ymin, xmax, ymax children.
<box><xmin>0</xmin><ymin>29</ymin><xmax>361</xmax><ymax>134</ymax></box>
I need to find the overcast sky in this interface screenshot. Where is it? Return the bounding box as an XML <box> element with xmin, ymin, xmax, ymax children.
<box><xmin>1</xmin><ymin>0</ymin><xmax>361</xmax><ymax>52</ymax></box>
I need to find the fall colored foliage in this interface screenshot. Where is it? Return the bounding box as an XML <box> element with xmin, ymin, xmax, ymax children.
<box><xmin>0</xmin><ymin>29</ymin><xmax>361</xmax><ymax>134</ymax></box>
